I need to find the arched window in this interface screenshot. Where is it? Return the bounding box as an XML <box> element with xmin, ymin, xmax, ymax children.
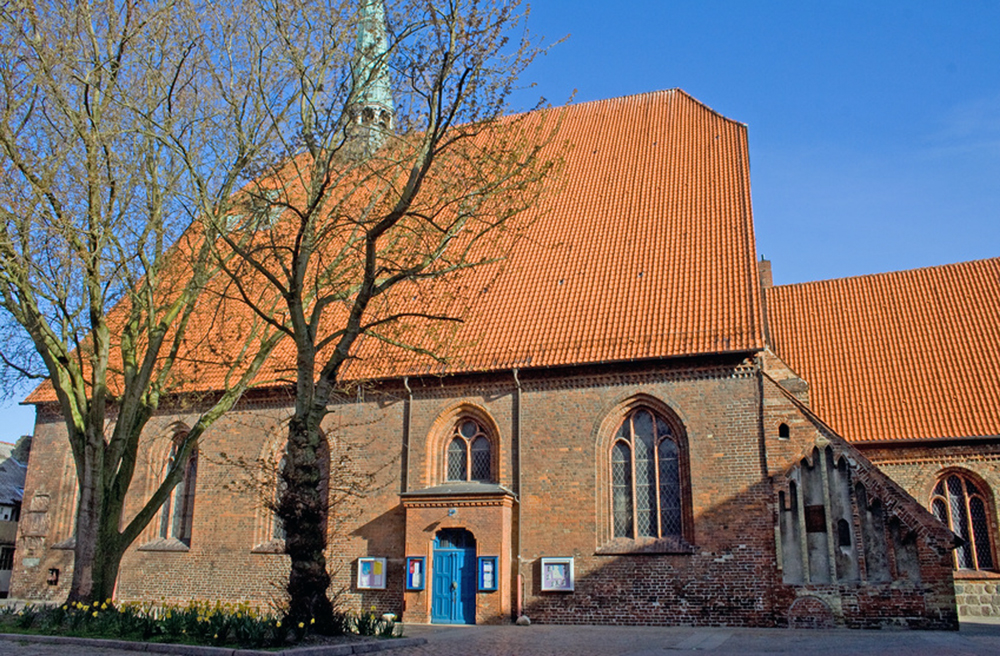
<box><xmin>611</xmin><ymin>408</ymin><xmax>681</xmax><ymax>539</ymax></box>
<box><xmin>931</xmin><ymin>471</ymin><xmax>995</xmax><ymax>571</ymax></box>
<box><xmin>159</xmin><ymin>436</ymin><xmax>198</xmax><ymax>546</ymax></box>
<box><xmin>446</xmin><ymin>419</ymin><xmax>492</xmax><ymax>483</ymax></box>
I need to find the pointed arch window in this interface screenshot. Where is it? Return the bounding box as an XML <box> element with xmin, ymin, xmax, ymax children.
<box><xmin>931</xmin><ymin>471</ymin><xmax>995</xmax><ymax>571</ymax></box>
<box><xmin>159</xmin><ymin>436</ymin><xmax>198</xmax><ymax>547</ymax></box>
<box><xmin>611</xmin><ymin>409</ymin><xmax>682</xmax><ymax>540</ymax></box>
<box><xmin>446</xmin><ymin>419</ymin><xmax>492</xmax><ymax>483</ymax></box>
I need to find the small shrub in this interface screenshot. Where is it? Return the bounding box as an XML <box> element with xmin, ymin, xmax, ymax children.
<box><xmin>0</xmin><ymin>598</ymin><xmax>395</xmax><ymax>648</ymax></box>
<box><xmin>15</xmin><ymin>605</ymin><xmax>39</xmax><ymax>628</ymax></box>
<box><xmin>352</xmin><ymin>609</ymin><xmax>379</xmax><ymax>636</ymax></box>
<box><xmin>378</xmin><ymin>615</ymin><xmax>397</xmax><ymax>638</ymax></box>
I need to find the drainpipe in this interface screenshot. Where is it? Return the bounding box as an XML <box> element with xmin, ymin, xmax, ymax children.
<box><xmin>402</xmin><ymin>376</ymin><xmax>412</xmax><ymax>494</ymax></box>
<box><xmin>513</xmin><ymin>368</ymin><xmax>523</xmax><ymax>619</ymax></box>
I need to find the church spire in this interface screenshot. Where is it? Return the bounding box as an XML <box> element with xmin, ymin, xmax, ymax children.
<box><xmin>348</xmin><ymin>0</ymin><xmax>394</xmax><ymax>155</ymax></box>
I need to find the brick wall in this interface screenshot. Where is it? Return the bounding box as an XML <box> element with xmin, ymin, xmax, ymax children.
<box><xmin>9</xmin><ymin>356</ymin><xmax>960</xmax><ymax>629</ymax></box>
<box><xmin>862</xmin><ymin>442</ymin><xmax>1000</xmax><ymax>619</ymax></box>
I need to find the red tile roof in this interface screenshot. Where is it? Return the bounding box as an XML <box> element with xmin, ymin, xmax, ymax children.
<box><xmin>766</xmin><ymin>257</ymin><xmax>1000</xmax><ymax>443</ymax></box>
<box><xmin>364</xmin><ymin>89</ymin><xmax>765</xmax><ymax>375</ymax></box>
<box><xmin>28</xmin><ymin>89</ymin><xmax>765</xmax><ymax>402</ymax></box>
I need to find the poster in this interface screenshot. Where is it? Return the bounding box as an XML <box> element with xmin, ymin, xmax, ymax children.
<box><xmin>357</xmin><ymin>557</ymin><xmax>387</xmax><ymax>589</ymax></box>
<box><xmin>406</xmin><ymin>556</ymin><xmax>425</xmax><ymax>590</ymax></box>
<box><xmin>479</xmin><ymin>556</ymin><xmax>497</xmax><ymax>591</ymax></box>
<box><xmin>540</xmin><ymin>557</ymin><xmax>574</xmax><ymax>591</ymax></box>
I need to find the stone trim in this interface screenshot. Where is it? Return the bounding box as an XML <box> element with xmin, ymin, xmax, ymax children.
<box><xmin>595</xmin><ymin>536</ymin><xmax>696</xmax><ymax>555</ymax></box>
<box><xmin>137</xmin><ymin>538</ymin><xmax>189</xmax><ymax>553</ymax></box>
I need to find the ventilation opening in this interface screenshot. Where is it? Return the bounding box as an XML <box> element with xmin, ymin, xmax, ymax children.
<box><xmin>778</xmin><ymin>423</ymin><xmax>790</xmax><ymax>440</ymax></box>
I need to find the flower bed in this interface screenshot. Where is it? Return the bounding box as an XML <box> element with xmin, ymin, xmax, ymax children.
<box><xmin>0</xmin><ymin>600</ymin><xmax>400</xmax><ymax>650</ymax></box>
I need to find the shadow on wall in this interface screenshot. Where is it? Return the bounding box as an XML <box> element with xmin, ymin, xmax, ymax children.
<box><xmin>522</xmin><ymin>453</ymin><xmax>956</xmax><ymax>630</ymax></box>
<box><xmin>344</xmin><ymin>504</ymin><xmax>407</xmax><ymax>615</ymax></box>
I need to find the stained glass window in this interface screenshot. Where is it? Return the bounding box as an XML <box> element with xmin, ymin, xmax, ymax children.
<box><xmin>931</xmin><ymin>472</ymin><xmax>995</xmax><ymax>571</ymax></box>
<box><xmin>160</xmin><ymin>435</ymin><xmax>198</xmax><ymax>546</ymax></box>
<box><xmin>611</xmin><ymin>409</ymin><xmax>683</xmax><ymax>540</ymax></box>
<box><xmin>446</xmin><ymin>419</ymin><xmax>492</xmax><ymax>482</ymax></box>
<box><xmin>447</xmin><ymin>437</ymin><xmax>467</xmax><ymax>481</ymax></box>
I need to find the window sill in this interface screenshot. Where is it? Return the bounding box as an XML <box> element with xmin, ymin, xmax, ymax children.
<box><xmin>251</xmin><ymin>539</ymin><xmax>286</xmax><ymax>554</ymax></box>
<box><xmin>50</xmin><ymin>536</ymin><xmax>76</xmax><ymax>550</ymax></box>
<box><xmin>138</xmin><ymin>538</ymin><xmax>190</xmax><ymax>552</ymax></box>
<box><xmin>954</xmin><ymin>569</ymin><xmax>1000</xmax><ymax>580</ymax></box>
<box><xmin>596</xmin><ymin>536</ymin><xmax>696</xmax><ymax>555</ymax></box>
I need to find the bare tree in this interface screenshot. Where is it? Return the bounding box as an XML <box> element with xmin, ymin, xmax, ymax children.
<box><xmin>0</xmin><ymin>0</ymin><xmax>292</xmax><ymax>603</ymax></box>
<box><xmin>212</xmin><ymin>0</ymin><xmax>562</xmax><ymax>628</ymax></box>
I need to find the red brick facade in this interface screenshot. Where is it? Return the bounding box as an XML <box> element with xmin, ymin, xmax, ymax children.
<box><xmin>859</xmin><ymin>442</ymin><xmax>1000</xmax><ymax>618</ymax></box>
<box><xmin>10</xmin><ymin>356</ymin><xmax>959</xmax><ymax>629</ymax></box>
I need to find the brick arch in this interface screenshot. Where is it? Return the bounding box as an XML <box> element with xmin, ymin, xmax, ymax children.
<box><xmin>788</xmin><ymin>595</ymin><xmax>836</xmax><ymax>629</ymax></box>
<box><xmin>424</xmin><ymin>402</ymin><xmax>503</xmax><ymax>487</ymax></box>
<box><xmin>928</xmin><ymin>466</ymin><xmax>998</xmax><ymax>571</ymax></box>
<box><xmin>252</xmin><ymin>427</ymin><xmax>333</xmax><ymax>553</ymax></box>
<box><xmin>140</xmin><ymin>422</ymin><xmax>193</xmax><ymax>542</ymax></box>
<box><xmin>593</xmin><ymin>393</ymin><xmax>693</xmax><ymax>547</ymax></box>
<box><xmin>250</xmin><ymin>431</ymin><xmax>290</xmax><ymax>552</ymax></box>
<box><xmin>921</xmin><ymin>465</ymin><xmax>997</xmax><ymax>509</ymax></box>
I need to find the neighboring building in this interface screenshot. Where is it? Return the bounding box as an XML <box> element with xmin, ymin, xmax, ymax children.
<box><xmin>0</xmin><ymin>438</ymin><xmax>28</xmax><ymax>598</ymax></box>
<box><xmin>765</xmin><ymin>258</ymin><xmax>1000</xmax><ymax>618</ymax></box>
<box><xmin>9</xmin><ymin>88</ymin><xmax>962</xmax><ymax>630</ymax></box>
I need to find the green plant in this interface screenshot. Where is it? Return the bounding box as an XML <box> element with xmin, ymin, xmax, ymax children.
<box><xmin>378</xmin><ymin>615</ymin><xmax>397</xmax><ymax>638</ymax></box>
<box><xmin>352</xmin><ymin>609</ymin><xmax>379</xmax><ymax>636</ymax></box>
<box><xmin>43</xmin><ymin>604</ymin><xmax>67</xmax><ymax>630</ymax></box>
<box><xmin>15</xmin><ymin>605</ymin><xmax>39</xmax><ymax>629</ymax></box>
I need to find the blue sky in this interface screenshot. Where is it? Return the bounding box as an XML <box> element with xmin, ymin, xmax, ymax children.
<box><xmin>511</xmin><ymin>0</ymin><xmax>1000</xmax><ymax>284</ymax></box>
<box><xmin>3</xmin><ymin>1</ymin><xmax>998</xmax><ymax>440</ymax></box>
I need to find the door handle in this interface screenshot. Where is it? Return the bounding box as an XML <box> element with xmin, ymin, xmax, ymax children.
<box><xmin>450</xmin><ymin>581</ymin><xmax>457</xmax><ymax>591</ymax></box>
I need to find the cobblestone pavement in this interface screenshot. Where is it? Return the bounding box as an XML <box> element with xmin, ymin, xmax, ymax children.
<box><xmin>3</xmin><ymin>620</ymin><xmax>1000</xmax><ymax>656</ymax></box>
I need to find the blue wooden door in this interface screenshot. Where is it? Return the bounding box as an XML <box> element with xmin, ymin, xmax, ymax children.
<box><xmin>430</xmin><ymin>529</ymin><xmax>476</xmax><ymax>624</ymax></box>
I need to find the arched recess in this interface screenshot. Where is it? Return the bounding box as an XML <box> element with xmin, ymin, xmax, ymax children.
<box><xmin>251</xmin><ymin>434</ymin><xmax>290</xmax><ymax>553</ymax></box>
<box><xmin>424</xmin><ymin>403</ymin><xmax>503</xmax><ymax>487</ymax></box>
<box><xmin>252</xmin><ymin>430</ymin><xmax>331</xmax><ymax>554</ymax></box>
<box><xmin>594</xmin><ymin>393</ymin><xmax>693</xmax><ymax>548</ymax></box>
<box><xmin>929</xmin><ymin>468</ymin><xmax>998</xmax><ymax>572</ymax></box>
<box><xmin>143</xmin><ymin>424</ymin><xmax>198</xmax><ymax>549</ymax></box>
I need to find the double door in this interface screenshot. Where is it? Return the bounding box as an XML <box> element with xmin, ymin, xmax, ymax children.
<box><xmin>431</xmin><ymin>529</ymin><xmax>476</xmax><ymax>624</ymax></box>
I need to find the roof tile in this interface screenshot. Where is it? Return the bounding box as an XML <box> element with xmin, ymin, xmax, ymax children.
<box><xmin>766</xmin><ymin>257</ymin><xmax>1000</xmax><ymax>443</ymax></box>
<box><xmin>28</xmin><ymin>90</ymin><xmax>764</xmax><ymax>403</ymax></box>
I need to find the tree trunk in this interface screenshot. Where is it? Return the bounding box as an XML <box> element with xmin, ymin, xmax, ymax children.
<box><xmin>67</xmin><ymin>475</ymin><xmax>100</xmax><ymax>604</ymax></box>
<box><xmin>280</xmin><ymin>411</ymin><xmax>335</xmax><ymax>631</ymax></box>
<box><xmin>68</xmin><ymin>449</ymin><xmax>125</xmax><ymax>604</ymax></box>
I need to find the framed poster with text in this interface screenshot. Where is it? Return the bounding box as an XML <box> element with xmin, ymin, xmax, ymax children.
<box><xmin>405</xmin><ymin>556</ymin><xmax>425</xmax><ymax>591</ymax></box>
<box><xmin>357</xmin><ymin>557</ymin><xmax>387</xmax><ymax>590</ymax></box>
<box><xmin>540</xmin><ymin>557</ymin><xmax>574</xmax><ymax>592</ymax></box>
<box><xmin>478</xmin><ymin>556</ymin><xmax>498</xmax><ymax>591</ymax></box>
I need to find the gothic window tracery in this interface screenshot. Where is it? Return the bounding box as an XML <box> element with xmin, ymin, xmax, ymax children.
<box><xmin>159</xmin><ymin>435</ymin><xmax>198</xmax><ymax>546</ymax></box>
<box><xmin>445</xmin><ymin>419</ymin><xmax>493</xmax><ymax>483</ymax></box>
<box><xmin>611</xmin><ymin>408</ymin><xmax>682</xmax><ymax>539</ymax></box>
<box><xmin>931</xmin><ymin>471</ymin><xmax>996</xmax><ymax>571</ymax></box>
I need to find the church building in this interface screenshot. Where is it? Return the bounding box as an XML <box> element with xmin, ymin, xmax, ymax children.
<box><xmin>9</xmin><ymin>1</ymin><xmax>1000</xmax><ymax>630</ymax></box>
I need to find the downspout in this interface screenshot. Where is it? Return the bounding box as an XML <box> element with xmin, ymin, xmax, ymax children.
<box><xmin>513</xmin><ymin>368</ymin><xmax>523</xmax><ymax>619</ymax></box>
<box><xmin>401</xmin><ymin>376</ymin><xmax>412</xmax><ymax>494</ymax></box>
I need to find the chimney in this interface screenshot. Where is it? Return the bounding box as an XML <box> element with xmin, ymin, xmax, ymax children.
<box><xmin>758</xmin><ymin>256</ymin><xmax>773</xmax><ymax>289</ymax></box>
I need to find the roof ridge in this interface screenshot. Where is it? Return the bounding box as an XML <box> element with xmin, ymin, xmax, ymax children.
<box><xmin>771</xmin><ymin>255</ymin><xmax>1000</xmax><ymax>291</ymax></box>
<box><xmin>516</xmin><ymin>88</ymin><xmax>749</xmax><ymax>129</ymax></box>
